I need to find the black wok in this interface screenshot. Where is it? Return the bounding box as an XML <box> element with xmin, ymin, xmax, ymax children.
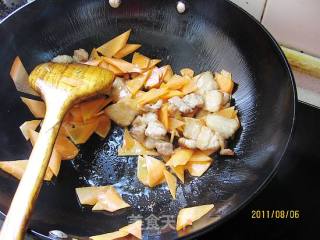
<box><xmin>0</xmin><ymin>0</ymin><xmax>296</xmax><ymax>239</ymax></box>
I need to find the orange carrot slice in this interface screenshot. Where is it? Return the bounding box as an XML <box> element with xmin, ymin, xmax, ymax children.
<box><xmin>126</xmin><ymin>70</ymin><xmax>151</xmax><ymax>95</ymax></box>
<box><xmin>21</xmin><ymin>97</ymin><xmax>46</xmax><ymax>118</ymax></box>
<box><xmin>159</xmin><ymin>103</ymin><xmax>169</xmax><ymax>130</ymax></box>
<box><xmin>10</xmin><ymin>56</ymin><xmax>39</xmax><ymax>96</ymax></box>
<box><xmin>19</xmin><ymin>120</ymin><xmax>41</xmax><ymax>140</ymax></box>
<box><xmin>161</xmin><ymin>90</ymin><xmax>185</xmax><ymax>100</ymax></box>
<box><xmin>95</xmin><ymin>115</ymin><xmax>111</xmax><ymax>138</ymax></box>
<box><xmin>176</xmin><ymin>204</ymin><xmax>214</xmax><ymax>231</ymax></box>
<box><xmin>55</xmin><ymin>134</ymin><xmax>79</xmax><ymax>160</ymax></box>
<box><xmin>65</xmin><ymin>120</ymin><xmax>99</xmax><ymax>144</ymax></box>
<box><xmin>166</xmin><ymin>148</ymin><xmax>194</xmax><ymax>167</ymax></box>
<box><xmin>80</xmin><ymin>97</ymin><xmax>110</xmax><ymax>121</ymax></box>
<box><xmin>97</xmin><ymin>29</ymin><xmax>131</xmax><ymax>57</ymax></box>
<box><xmin>215</xmin><ymin>70</ymin><xmax>234</xmax><ymax>94</ymax></box>
<box><xmin>114</xmin><ymin>44</ymin><xmax>142</xmax><ymax>59</ymax></box>
<box><xmin>164</xmin><ymin>169</ymin><xmax>177</xmax><ymax>199</ymax></box>
<box><xmin>104</xmin><ymin>57</ymin><xmax>142</xmax><ymax>73</ymax></box>
<box><xmin>135</xmin><ymin>88</ymin><xmax>167</xmax><ymax>105</ymax></box>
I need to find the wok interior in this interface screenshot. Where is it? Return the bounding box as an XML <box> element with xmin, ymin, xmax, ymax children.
<box><xmin>0</xmin><ymin>0</ymin><xmax>295</xmax><ymax>238</ymax></box>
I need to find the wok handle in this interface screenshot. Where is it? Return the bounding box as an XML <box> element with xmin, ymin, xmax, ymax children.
<box><xmin>0</xmin><ymin>102</ymin><xmax>66</xmax><ymax>240</ymax></box>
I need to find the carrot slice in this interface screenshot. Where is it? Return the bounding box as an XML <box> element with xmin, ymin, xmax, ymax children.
<box><xmin>163</xmin><ymin>65</ymin><xmax>174</xmax><ymax>82</ymax></box>
<box><xmin>215</xmin><ymin>70</ymin><xmax>234</xmax><ymax>94</ymax></box>
<box><xmin>159</xmin><ymin>103</ymin><xmax>169</xmax><ymax>130</ymax></box>
<box><xmin>180</xmin><ymin>68</ymin><xmax>194</xmax><ymax>77</ymax></box>
<box><xmin>80</xmin><ymin>97</ymin><xmax>110</xmax><ymax>121</ymax></box>
<box><xmin>119</xmin><ymin>220</ymin><xmax>142</xmax><ymax>239</ymax></box>
<box><xmin>104</xmin><ymin>57</ymin><xmax>142</xmax><ymax>73</ymax></box>
<box><xmin>48</xmin><ymin>149</ymin><xmax>62</xmax><ymax>176</ymax></box>
<box><xmin>95</xmin><ymin>115</ymin><xmax>111</xmax><ymax>138</ymax></box>
<box><xmin>215</xmin><ymin>106</ymin><xmax>236</xmax><ymax>119</ymax></box>
<box><xmin>126</xmin><ymin>70</ymin><xmax>151</xmax><ymax>95</ymax></box>
<box><xmin>0</xmin><ymin>160</ymin><xmax>53</xmax><ymax>181</ymax></box>
<box><xmin>135</xmin><ymin>88</ymin><xmax>168</xmax><ymax>105</ymax></box>
<box><xmin>161</xmin><ymin>90</ymin><xmax>185</xmax><ymax>100</ymax></box>
<box><xmin>170</xmin><ymin>165</ymin><xmax>185</xmax><ymax>183</ymax></box>
<box><xmin>10</xmin><ymin>56</ymin><xmax>39</xmax><ymax>96</ymax></box>
<box><xmin>168</xmin><ymin>118</ymin><xmax>184</xmax><ymax>131</ymax></box>
<box><xmin>19</xmin><ymin>120</ymin><xmax>41</xmax><ymax>140</ymax></box>
<box><xmin>76</xmin><ymin>186</ymin><xmax>111</xmax><ymax>205</ymax></box>
<box><xmin>113</xmin><ymin>44</ymin><xmax>142</xmax><ymax>59</ymax></box>
<box><xmin>189</xmin><ymin>150</ymin><xmax>213</xmax><ymax>162</ymax></box>
<box><xmin>176</xmin><ymin>204</ymin><xmax>214</xmax><ymax>231</ymax></box>
<box><xmin>97</xmin><ymin>29</ymin><xmax>131</xmax><ymax>57</ymax></box>
<box><xmin>65</xmin><ymin>120</ymin><xmax>99</xmax><ymax>144</ymax></box>
<box><xmin>92</xmin><ymin>186</ymin><xmax>130</xmax><ymax>212</ymax></box>
<box><xmin>163</xmin><ymin>75</ymin><xmax>189</xmax><ymax>90</ymax></box>
<box><xmin>164</xmin><ymin>169</ymin><xmax>177</xmax><ymax>199</ymax></box>
<box><xmin>89</xmin><ymin>48</ymin><xmax>100</xmax><ymax>60</ymax></box>
<box><xmin>145</xmin><ymin>155</ymin><xmax>165</xmax><ymax>187</ymax></box>
<box><xmin>118</xmin><ymin>129</ymin><xmax>158</xmax><ymax>156</ymax></box>
<box><xmin>21</xmin><ymin>97</ymin><xmax>46</xmax><ymax>118</ymax></box>
<box><xmin>0</xmin><ymin>160</ymin><xmax>28</xmax><ymax>180</ymax></box>
<box><xmin>181</xmin><ymin>78</ymin><xmax>198</xmax><ymax>94</ymax></box>
<box><xmin>148</xmin><ymin>59</ymin><xmax>161</xmax><ymax>68</ymax></box>
<box><xmin>132</xmin><ymin>52</ymin><xmax>151</xmax><ymax>69</ymax></box>
<box><xmin>186</xmin><ymin>161</ymin><xmax>212</xmax><ymax>177</ymax></box>
<box><xmin>55</xmin><ymin>134</ymin><xmax>79</xmax><ymax>160</ymax></box>
<box><xmin>69</xmin><ymin>106</ymin><xmax>83</xmax><ymax>123</ymax></box>
<box><xmin>166</xmin><ymin>148</ymin><xmax>194</xmax><ymax>167</ymax></box>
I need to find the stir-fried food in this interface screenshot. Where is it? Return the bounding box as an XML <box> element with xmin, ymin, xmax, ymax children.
<box><xmin>1</xmin><ymin>29</ymin><xmax>241</xmax><ymax>235</ymax></box>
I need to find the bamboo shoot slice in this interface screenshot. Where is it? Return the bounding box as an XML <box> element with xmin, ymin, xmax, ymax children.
<box><xmin>65</xmin><ymin>120</ymin><xmax>99</xmax><ymax>144</ymax></box>
<box><xmin>95</xmin><ymin>115</ymin><xmax>111</xmax><ymax>138</ymax></box>
<box><xmin>145</xmin><ymin>155</ymin><xmax>165</xmax><ymax>187</ymax></box>
<box><xmin>76</xmin><ymin>186</ymin><xmax>111</xmax><ymax>205</ymax></box>
<box><xmin>170</xmin><ymin>165</ymin><xmax>185</xmax><ymax>183</ymax></box>
<box><xmin>132</xmin><ymin>52</ymin><xmax>150</xmax><ymax>69</ymax></box>
<box><xmin>186</xmin><ymin>161</ymin><xmax>212</xmax><ymax>177</ymax></box>
<box><xmin>104</xmin><ymin>57</ymin><xmax>142</xmax><ymax>73</ymax></box>
<box><xmin>189</xmin><ymin>151</ymin><xmax>213</xmax><ymax>162</ymax></box>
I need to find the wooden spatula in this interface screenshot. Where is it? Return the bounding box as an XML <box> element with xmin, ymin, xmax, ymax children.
<box><xmin>0</xmin><ymin>62</ymin><xmax>114</xmax><ymax>240</ymax></box>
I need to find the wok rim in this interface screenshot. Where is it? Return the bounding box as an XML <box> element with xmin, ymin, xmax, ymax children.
<box><xmin>0</xmin><ymin>0</ymin><xmax>297</xmax><ymax>239</ymax></box>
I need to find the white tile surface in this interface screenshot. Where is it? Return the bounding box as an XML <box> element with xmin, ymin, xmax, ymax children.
<box><xmin>262</xmin><ymin>0</ymin><xmax>320</xmax><ymax>58</ymax></box>
<box><xmin>229</xmin><ymin>0</ymin><xmax>266</xmax><ymax>20</ymax></box>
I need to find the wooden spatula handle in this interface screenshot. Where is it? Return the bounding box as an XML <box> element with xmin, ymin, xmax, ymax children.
<box><xmin>0</xmin><ymin>103</ymin><xmax>66</xmax><ymax>240</ymax></box>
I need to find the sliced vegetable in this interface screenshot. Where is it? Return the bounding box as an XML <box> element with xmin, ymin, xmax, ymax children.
<box><xmin>118</xmin><ymin>129</ymin><xmax>158</xmax><ymax>156</ymax></box>
<box><xmin>189</xmin><ymin>150</ymin><xmax>213</xmax><ymax>162</ymax></box>
<box><xmin>48</xmin><ymin>149</ymin><xmax>62</xmax><ymax>176</ymax></box>
<box><xmin>95</xmin><ymin>115</ymin><xmax>111</xmax><ymax>138</ymax></box>
<box><xmin>21</xmin><ymin>97</ymin><xmax>46</xmax><ymax>118</ymax></box>
<box><xmin>148</xmin><ymin>59</ymin><xmax>161</xmax><ymax>68</ymax></box>
<box><xmin>113</xmin><ymin>44</ymin><xmax>141</xmax><ymax>59</ymax></box>
<box><xmin>145</xmin><ymin>155</ymin><xmax>165</xmax><ymax>187</ymax></box>
<box><xmin>55</xmin><ymin>134</ymin><xmax>79</xmax><ymax>160</ymax></box>
<box><xmin>65</xmin><ymin>120</ymin><xmax>99</xmax><ymax>144</ymax></box>
<box><xmin>126</xmin><ymin>70</ymin><xmax>151</xmax><ymax>95</ymax></box>
<box><xmin>166</xmin><ymin>148</ymin><xmax>194</xmax><ymax>167</ymax></box>
<box><xmin>10</xmin><ymin>56</ymin><xmax>39</xmax><ymax>96</ymax></box>
<box><xmin>159</xmin><ymin>103</ymin><xmax>169</xmax><ymax>130</ymax></box>
<box><xmin>89</xmin><ymin>48</ymin><xmax>100</xmax><ymax>60</ymax></box>
<box><xmin>105</xmin><ymin>99</ymin><xmax>139</xmax><ymax>127</ymax></box>
<box><xmin>170</xmin><ymin>165</ymin><xmax>185</xmax><ymax>183</ymax></box>
<box><xmin>135</xmin><ymin>88</ymin><xmax>167</xmax><ymax>105</ymax></box>
<box><xmin>163</xmin><ymin>75</ymin><xmax>189</xmax><ymax>90</ymax></box>
<box><xmin>168</xmin><ymin>118</ymin><xmax>184</xmax><ymax>131</ymax></box>
<box><xmin>163</xmin><ymin>65</ymin><xmax>174</xmax><ymax>82</ymax></box>
<box><xmin>92</xmin><ymin>186</ymin><xmax>130</xmax><ymax>212</ymax></box>
<box><xmin>80</xmin><ymin>97</ymin><xmax>111</xmax><ymax>121</ymax></box>
<box><xmin>97</xmin><ymin>29</ymin><xmax>131</xmax><ymax>57</ymax></box>
<box><xmin>176</xmin><ymin>204</ymin><xmax>214</xmax><ymax>231</ymax></box>
<box><xmin>19</xmin><ymin>120</ymin><xmax>41</xmax><ymax>140</ymax></box>
<box><xmin>161</xmin><ymin>90</ymin><xmax>185</xmax><ymax>100</ymax></box>
<box><xmin>132</xmin><ymin>52</ymin><xmax>150</xmax><ymax>69</ymax></box>
<box><xmin>104</xmin><ymin>57</ymin><xmax>142</xmax><ymax>73</ymax></box>
<box><xmin>90</xmin><ymin>220</ymin><xmax>142</xmax><ymax>240</ymax></box>
<box><xmin>186</xmin><ymin>161</ymin><xmax>211</xmax><ymax>177</ymax></box>
<box><xmin>215</xmin><ymin>106</ymin><xmax>236</xmax><ymax>119</ymax></box>
<box><xmin>215</xmin><ymin>70</ymin><xmax>234</xmax><ymax>94</ymax></box>
<box><xmin>76</xmin><ymin>186</ymin><xmax>110</xmax><ymax>205</ymax></box>
<box><xmin>180</xmin><ymin>68</ymin><xmax>194</xmax><ymax>78</ymax></box>
<box><xmin>181</xmin><ymin>78</ymin><xmax>198</xmax><ymax>95</ymax></box>
<box><xmin>163</xmin><ymin>169</ymin><xmax>177</xmax><ymax>199</ymax></box>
